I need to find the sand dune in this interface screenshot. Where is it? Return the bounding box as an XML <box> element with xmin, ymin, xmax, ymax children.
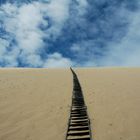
<box><xmin>0</xmin><ymin>69</ymin><xmax>72</xmax><ymax>140</ymax></box>
<box><xmin>76</xmin><ymin>68</ymin><xmax>140</xmax><ymax>140</ymax></box>
<box><xmin>0</xmin><ymin>68</ymin><xmax>140</xmax><ymax>140</ymax></box>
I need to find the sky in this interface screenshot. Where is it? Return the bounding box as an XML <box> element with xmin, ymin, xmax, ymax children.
<box><xmin>0</xmin><ymin>0</ymin><xmax>140</xmax><ymax>67</ymax></box>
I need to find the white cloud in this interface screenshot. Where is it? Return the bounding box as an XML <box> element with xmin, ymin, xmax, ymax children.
<box><xmin>2</xmin><ymin>2</ymin><xmax>47</xmax><ymax>53</ymax></box>
<box><xmin>47</xmin><ymin>0</ymin><xmax>70</xmax><ymax>23</ymax></box>
<box><xmin>75</xmin><ymin>0</ymin><xmax>88</xmax><ymax>15</ymax></box>
<box><xmin>69</xmin><ymin>1</ymin><xmax>140</xmax><ymax>67</ymax></box>
<box><xmin>23</xmin><ymin>54</ymin><xmax>43</xmax><ymax>67</ymax></box>
<box><xmin>44</xmin><ymin>52</ymin><xmax>73</xmax><ymax>68</ymax></box>
<box><xmin>101</xmin><ymin>9</ymin><xmax>140</xmax><ymax>66</ymax></box>
<box><xmin>70</xmin><ymin>44</ymin><xmax>81</xmax><ymax>52</ymax></box>
<box><xmin>0</xmin><ymin>38</ymin><xmax>9</xmax><ymax>55</ymax></box>
<box><xmin>0</xmin><ymin>0</ymin><xmax>71</xmax><ymax>67</ymax></box>
<box><xmin>44</xmin><ymin>0</ymin><xmax>70</xmax><ymax>39</ymax></box>
<box><xmin>1</xmin><ymin>0</ymin><xmax>140</xmax><ymax>67</ymax></box>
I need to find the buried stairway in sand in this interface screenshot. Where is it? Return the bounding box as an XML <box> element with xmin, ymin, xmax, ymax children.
<box><xmin>65</xmin><ymin>68</ymin><xmax>92</xmax><ymax>140</ymax></box>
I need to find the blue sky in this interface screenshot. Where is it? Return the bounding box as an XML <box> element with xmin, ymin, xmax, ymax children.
<box><xmin>0</xmin><ymin>0</ymin><xmax>140</xmax><ymax>67</ymax></box>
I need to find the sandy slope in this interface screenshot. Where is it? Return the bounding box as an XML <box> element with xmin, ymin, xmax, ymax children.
<box><xmin>0</xmin><ymin>68</ymin><xmax>140</xmax><ymax>140</ymax></box>
<box><xmin>0</xmin><ymin>69</ymin><xmax>72</xmax><ymax>140</ymax></box>
<box><xmin>75</xmin><ymin>68</ymin><xmax>140</xmax><ymax>140</ymax></box>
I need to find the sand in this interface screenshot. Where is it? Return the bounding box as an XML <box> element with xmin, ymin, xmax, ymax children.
<box><xmin>75</xmin><ymin>68</ymin><xmax>140</xmax><ymax>140</ymax></box>
<box><xmin>0</xmin><ymin>68</ymin><xmax>140</xmax><ymax>140</ymax></box>
<box><xmin>0</xmin><ymin>69</ymin><xmax>72</xmax><ymax>140</ymax></box>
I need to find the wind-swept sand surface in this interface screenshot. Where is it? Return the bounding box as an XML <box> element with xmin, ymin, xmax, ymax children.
<box><xmin>0</xmin><ymin>68</ymin><xmax>140</xmax><ymax>140</ymax></box>
<box><xmin>75</xmin><ymin>68</ymin><xmax>140</xmax><ymax>140</ymax></box>
<box><xmin>0</xmin><ymin>69</ymin><xmax>72</xmax><ymax>140</ymax></box>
